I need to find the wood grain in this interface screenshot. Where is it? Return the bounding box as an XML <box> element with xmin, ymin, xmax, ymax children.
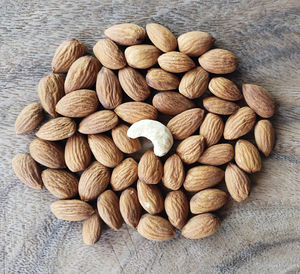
<box><xmin>1</xmin><ymin>0</ymin><xmax>300</xmax><ymax>273</ymax></box>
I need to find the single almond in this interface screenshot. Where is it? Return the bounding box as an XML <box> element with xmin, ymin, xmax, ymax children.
<box><xmin>235</xmin><ymin>140</ymin><xmax>262</xmax><ymax>173</ymax></box>
<box><xmin>208</xmin><ymin>77</ymin><xmax>242</xmax><ymax>101</ymax></box>
<box><xmin>203</xmin><ymin>97</ymin><xmax>239</xmax><ymax>115</ymax></box>
<box><xmin>82</xmin><ymin>211</ymin><xmax>102</xmax><ymax>245</ymax></box>
<box><xmin>12</xmin><ymin>154</ymin><xmax>42</xmax><ymax>190</ymax></box>
<box><xmin>158</xmin><ymin>51</ymin><xmax>195</xmax><ymax>73</ymax></box>
<box><xmin>146</xmin><ymin>68</ymin><xmax>180</xmax><ymax>91</ymax></box>
<box><xmin>15</xmin><ymin>102</ymin><xmax>44</xmax><ymax>135</ymax></box>
<box><xmin>162</xmin><ymin>154</ymin><xmax>185</xmax><ymax>190</ymax></box>
<box><xmin>224</xmin><ymin>107</ymin><xmax>256</xmax><ymax>140</ymax></box>
<box><xmin>199</xmin><ymin>143</ymin><xmax>234</xmax><ymax>165</ymax></box>
<box><xmin>254</xmin><ymin>120</ymin><xmax>275</xmax><ymax>156</ymax></box>
<box><xmin>199</xmin><ymin>113</ymin><xmax>224</xmax><ymax>146</ymax></box>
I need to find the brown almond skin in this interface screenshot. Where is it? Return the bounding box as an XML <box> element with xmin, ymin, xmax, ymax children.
<box><xmin>243</xmin><ymin>84</ymin><xmax>275</xmax><ymax>118</ymax></box>
<box><xmin>208</xmin><ymin>77</ymin><xmax>242</xmax><ymax>101</ymax></box>
<box><xmin>118</xmin><ymin>67</ymin><xmax>150</xmax><ymax>101</ymax></box>
<box><xmin>152</xmin><ymin>91</ymin><xmax>195</xmax><ymax>115</ymax></box>
<box><xmin>146</xmin><ymin>68</ymin><xmax>180</xmax><ymax>91</ymax></box>
<box><xmin>203</xmin><ymin>97</ymin><xmax>239</xmax><ymax>115</ymax></box>
<box><xmin>111</xmin><ymin>158</ymin><xmax>138</xmax><ymax>191</ymax></box>
<box><xmin>235</xmin><ymin>140</ymin><xmax>262</xmax><ymax>173</ymax></box>
<box><xmin>104</xmin><ymin>23</ymin><xmax>146</xmax><ymax>46</ymax></box>
<box><xmin>224</xmin><ymin>107</ymin><xmax>256</xmax><ymax>140</ymax></box>
<box><xmin>137</xmin><ymin>180</ymin><xmax>164</xmax><ymax>214</ymax></box>
<box><xmin>167</xmin><ymin>108</ymin><xmax>205</xmax><ymax>140</ymax></box>
<box><xmin>182</xmin><ymin>213</ymin><xmax>221</xmax><ymax>239</ymax></box>
<box><xmin>146</xmin><ymin>23</ymin><xmax>177</xmax><ymax>52</ymax></box>
<box><xmin>254</xmin><ymin>120</ymin><xmax>275</xmax><ymax>156</ymax></box>
<box><xmin>12</xmin><ymin>154</ymin><xmax>43</xmax><ymax>190</ymax></box>
<box><xmin>162</xmin><ymin>154</ymin><xmax>185</xmax><ymax>190</ymax></box>
<box><xmin>158</xmin><ymin>51</ymin><xmax>195</xmax><ymax>73</ymax></box>
<box><xmin>82</xmin><ymin>211</ymin><xmax>102</xmax><ymax>245</ymax></box>
<box><xmin>114</xmin><ymin>102</ymin><xmax>158</xmax><ymax>124</ymax></box>
<box><xmin>88</xmin><ymin>134</ymin><xmax>123</xmax><ymax>168</ymax></box>
<box><xmin>97</xmin><ymin>190</ymin><xmax>123</xmax><ymax>230</ymax></box>
<box><xmin>78</xmin><ymin>110</ymin><xmax>119</xmax><ymax>134</ymax></box>
<box><xmin>184</xmin><ymin>166</ymin><xmax>224</xmax><ymax>192</ymax></box>
<box><xmin>78</xmin><ymin>161</ymin><xmax>110</xmax><ymax>201</ymax></box>
<box><xmin>190</xmin><ymin>189</ymin><xmax>228</xmax><ymax>214</ymax></box>
<box><xmin>64</xmin><ymin>56</ymin><xmax>101</xmax><ymax>94</ymax></box>
<box><xmin>65</xmin><ymin>133</ymin><xmax>91</xmax><ymax>172</ymax></box>
<box><xmin>52</xmin><ymin>38</ymin><xmax>86</xmax><ymax>73</ymax></box>
<box><xmin>38</xmin><ymin>73</ymin><xmax>65</xmax><ymax>118</ymax></box>
<box><xmin>96</xmin><ymin>67</ymin><xmax>122</xmax><ymax>109</ymax></box>
<box><xmin>165</xmin><ymin>190</ymin><xmax>189</xmax><ymax>229</ymax></box>
<box><xmin>200</xmin><ymin>113</ymin><xmax>224</xmax><ymax>146</ymax></box>
<box><xmin>199</xmin><ymin>143</ymin><xmax>234</xmax><ymax>166</ymax></box>
<box><xmin>15</xmin><ymin>102</ymin><xmax>44</xmax><ymax>135</ymax></box>
<box><xmin>178</xmin><ymin>31</ymin><xmax>215</xmax><ymax>57</ymax></box>
<box><xmin>42</xmin><ymin>169</ymin><xmax>78</xmax><ymax>199</ymax></box>
<box><xmin>198</xmin><ymin>49</ymin><xmax>237</xmax><ymax>74</ymax></box>
<box><xmin>225</xmin><ymin>163</ymin><xmax>251</xmax><ymax>202</ymax></box>
<box><xmin>119</xmin><ymin>188</ymin><xmax>142</xmax><ymax>228</ymax></box>
<box><xmin>179</xmin><ymin>67</ymin><xmax>210</xmax><ymax>99</ymax></box>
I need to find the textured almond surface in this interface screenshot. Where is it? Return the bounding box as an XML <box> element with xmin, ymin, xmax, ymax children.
<box><xmin>203</xmin><ymin>97</ymin><xmax>239</xmax><ymax>115</ymax></box>
<box><xmin>208</xmin><ymin>77</ymin><xmax>242</xmax><ymax>101</ymax></box>
<box><xmin>82</xmin><ymin>211</ymin><xmax>102</xmax><ymax>245</ymax></box>
<box><xmin>158</xmin><ymin>51</ymin><xmax>195</xmax><ymax>73</ymax></box>
<box><xmin>146</xmin><ymin>68</ymin><xmax>180</xmax><ymax>91</ymax></box>
<box><xmin>199</xmin><ymin>113</ymin><xmax>224</xmax><ymax>146</ymax></box>
<box><xmin>254</xmin><ymin>120</ymin><xmax>275</xmax><ymax>156</ymax></box>
<box><xmin>162</xmin><ymin>154</ymin><xmax>185</xmax><ymax>190</ymax></box>
<box><xmin>199</xmin><ymin>143</ymin><xmax>234</xmax><ymax>165</ymax></box>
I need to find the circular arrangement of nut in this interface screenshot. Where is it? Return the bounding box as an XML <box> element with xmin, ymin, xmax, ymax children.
<box><xmin>12</xmin><ymin>23</ymin><xmax>276</xmax><ymax>244</ymax></box>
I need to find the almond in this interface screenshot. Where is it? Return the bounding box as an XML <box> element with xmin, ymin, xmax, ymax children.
<box><xmin>178</xmin><ymin>31</ymin><xmax>215</xmax><ymax>57</ymax></box>
<box><xmin>104</xmin><ymin>23</ymin><xmax>146</xmax><ymax>46</ymax></box>
<box><xmin>167</xmin><ymin>108</ymin><xmax>205</xmax><ymax>140</ymax></box>
<box><xmin>78</xmin><ymin>110</ymin><xmax>118</xmax><ymax>134</ymax></box>
<box><xmin>137</xmin><ymin>214</ymin><xmax>175</xmax><ymax>241</ymax></box>
<box><xmin>152</xmin><ymin>91</ymin><xmax>195</xmax><ymax>115</ymax></box>
<box><xmin>88</xmin><ymin>134</ymin><xmax>123</xmax><ymax>168</ymax></box>
<box><xmin>56</xmin><ymin>89</ymin><xmax>99</xmax><ymax>118</ymax></box>
<box><xmin>64</xmin><ymin>56</ymin><xmax>101</xmax><ymax>93</ymax></box>
<box><xmin>184</xmin><ymin>166</ymin><xmax>224</xmax><ymax>192</ymax></box>
<box><xmin>125</xmin><ymin>44</ymin><xmax>161</xmax><ymax>69</ymax></box>
<box><xmin>29</xmin><ymin>138</ymin><xmax>65</xmax><ymax>168</ymax></box>
<box><xmin>52</xmin><ymin>38</ymin><xmax>86</xmax><ymax>73</ymax></box>
<box><xmin>199</xmin><ymin>143</ymin><xmax>234</xmax><ymax>165</ymax></box>
<box><xmin>199</xmin><ymin>113</ymin><xmax>224</xmax><ymax>146</ymax></box>
<box><xmin>78</xmin><ymin>161</ymin><xmax>110</xmax><ymax>201</ymax></box>
<box><xmin>12</xmin><ymin>154</ymin><xmax>42</xmax><ymax>190</ymax></box>
<box><xmin>198</xmin><ymin>49</ymin><xmax>237</xmax><ymax>74</ymax></box>
<box><xmin>97</xmin><ymin>190</ymin><xmax>123</xmax><ymax>230</ymax></box>
<box><xmin>162</xmin><ymin>154</ymin><xmax>185</xmax><ymax>190</ymax></box>
<box><xmin>15</xmin><ymin>102</ymin><xmax>44</xmax><ymax>135</ymax></box>
<box><xmin>36</xmin><ymin>117</ymin><xmax>76</xmax><ymax>141</ymax></box>
<box><xmin>137</xmin><ymin>180</ymin><xmax>163</xmax><ymax>214</ymax></box>
<box><xmin>42</xmin><ymin>169</ymin><xmax>78</xmax><ymax>199</ymax></box>
<box><xmin>182</xmin><ymin>213</ymin><xmax>221</xmax><ymax>239</ymax></box>
<box><xmin>146</xmin><ymin>68</ymin><xmax>180</xmax><ymax>91</ymax></box>
<box><xmin>93</xmin><ymin>38</ymin><xmax>126</xmax><ymax>70</ymax></box>
<box><xmin>114</xmin><ymin>102</ymin><xmax>158</xmax><ymax>124</ymax></box>
<box><xmin>146</xmin><ymin>23</ymin><xmax>177</xmax><ymax>52</ymax></box>
<box><xmin>176</xmin><ymin>135</ymin><xmax>205</xmax><ymax>164</ymax></box>
<box><xmin>179</xmin><ymin>67</ymin><xmax>210</xmax><ymax>99</ymax></box>
<box><xmin>119</xmin><ymin>187</ymin><xmax>142</xmax><ymax>228</ymax></box>
<box><xmin>254</xmin><ymin>120</ymin><xmax>275</xmax><ymax>156</ymax></box>
<box><xmin>96</xmin><ymin>67</ymin><xmax>122</xmax><ymax>109</ymax></box>
<box><xmin>38</xmin><ymin>73</ymin><xmax>64</xmax><ymax>118</ymax></box>
<box><xmin>203</xmin><ymin>96</ymin><xmax>239</xmax><ymax>115</ymax></box>
<box><xmin>235</xmin><ymin>139</ymin><xmax>262</xmax><ymax>173</ymax></box>
<box><xmin>65</xmin><ymin>132</ymin><xmax>91</xmax><ymax>172</ymax></box>
<box><xmin>158</xmin><ymin>51</ymin><xmax>195</xmax><ymax>73</ymax></box>
<box><xmin>138</xmin><ymin>150</ymin><xmax>163</xmax><ymax>185</ymax></box>
<box><xmin>208</xmin><ymin>77</ymin><xmax>242</xmax><ymax>101</ymax></box>
<box><xmin>225</xmin><ymin>163</ymin><xmax>251</xmax><ymax>202</ymax></box>
<box><xmin>190</xmin><ymin>189</ymin><xmax>228</xmax><ymax>214</ymax></box>
<box><xmin>164</xmin><ymin>190</ymin><xmax>189</xmax><ymax>229</ymax></box>
<box><xmin>82</xmin><ymin>211</ymin><xmax>102</xmax><ymax>245</ymax></box>
<box><xmin>51</xmin><ymin>200</ymin><xmax>94</xmax><ymax>221</ymax></box>
<box><xmin>118</xmin><ymin>66</ymin><xmax>150</xmax><ymax>101</ymax></box>
<box><xmin>224</xmin><ymin>107</ymin><xmax>256</xmax><ymax>140</ymax></box>
<box><xmin>243</xmin><ymin>84</ymin><xmax>275</xmax><ymax>118</ymax></box>
<box><xmin>111</xmin><ymin>124</ymin><xmax>141</xmax><ymax>154</ymax></box>
<box><xmin>111</xmin><ymin>158</ymin><xmax>138</xmax><ymax>191</ymax></box>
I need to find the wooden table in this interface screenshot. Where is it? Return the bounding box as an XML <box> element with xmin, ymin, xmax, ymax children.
<box><xmin>1</xmin><ymin>0</ymin><xmax>300</xmax><ymax>273</ymax></box>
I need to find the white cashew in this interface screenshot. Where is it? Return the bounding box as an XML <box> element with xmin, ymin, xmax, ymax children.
<box><xmin>127</xmin><ymin>119</ymin><xmax>173</xmax><ymax>157</ymax></box>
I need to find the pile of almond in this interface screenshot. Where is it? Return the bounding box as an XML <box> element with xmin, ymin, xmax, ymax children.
<box><xmin>12</xmin><ymin>23</ymin><xmax>276</xmax><ymax>244</ymax></box>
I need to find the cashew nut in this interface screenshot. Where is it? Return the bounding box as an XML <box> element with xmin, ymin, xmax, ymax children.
<box><xmin>127</xmin><ymin>119</ymin><xmax>173</xmax><ymax>157</ymax></box>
